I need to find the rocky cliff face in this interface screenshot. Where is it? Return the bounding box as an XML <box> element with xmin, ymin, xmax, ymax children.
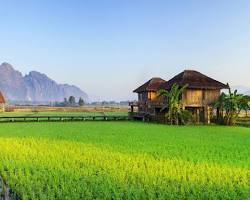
<box><xmin>0</xmin><ymin>63</ymin><xmax>27</xmax><ymax>101</ymax></box>
<box><xmin>0</xmin><ymin>62</ymin><xmax>88</xmax><ymax>103</ymax></box>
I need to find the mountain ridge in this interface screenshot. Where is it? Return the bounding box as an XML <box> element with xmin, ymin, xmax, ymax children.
<box><xmin>231</xmin><ymin>85</ymin><xmax>250</xmax><ymax>95</ymax></box>
<box><xmin>0</xmin><ymin>62</ymin><xmax>88</xmax><ymax>103</ymax></box>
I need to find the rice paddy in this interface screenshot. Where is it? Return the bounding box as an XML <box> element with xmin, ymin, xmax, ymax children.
<box><xmin>0</xmin><ymin>122</ymin><xmax>249</xmax><ymax>199</ymax></box>
<box><xmin>0</xmin><ymin>111</ymin><xmax>128</xmax><ymax>117</ymax></box>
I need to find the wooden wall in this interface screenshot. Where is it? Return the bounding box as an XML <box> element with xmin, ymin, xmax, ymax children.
<box><xmin>182</xmin><ymin>89</ymin><xmax>220</xmax><ymax>107</ymax></box>
<box><xmin>138</xmin><ymin>92</ymin><xmax>148</xmax><ymax>102</ymax></box>
<box><xmin>137</xmin><ymin>91</ymin><xmax>163</xmax><ymax>113</ymax></box>
<box><xmin>204</xmin><ymin>90</ymin><xmax>220</xmax><ymax>104</ymax></box>
<box><xmin>138</xmin><ymin>91</ymin><xmax>158</xmax><ymax>102</ymax></box>
<box><xmin>0</xmin><ymin>103</ymin><xmax>5</xmax><ymax>112</ymax></box>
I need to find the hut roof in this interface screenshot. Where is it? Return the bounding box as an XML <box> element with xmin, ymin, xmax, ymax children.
<box><xmin>133</xmin><ymin>78</ymin><xmax>166</xmax><ymax>93</ymax></box>
<box><xmin>0</xmin><ymin>91</ymin><xmax>5</xmax><ymax>103</ymax></box>
<box><xmin>159</xmin><ymin>70</ymin><xmax>229</xmax><ymax>90</ymax></box>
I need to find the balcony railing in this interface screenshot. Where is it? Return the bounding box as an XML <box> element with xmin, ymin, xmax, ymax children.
<box><xmin>129</xmin><ymin>101</ymin><xmax>138</xmax><ymax>106</ymax></box>
<box><xmin>129</xmin><ymin>100</ymin><xmax>165</xmax><ymax>107</ymax></box>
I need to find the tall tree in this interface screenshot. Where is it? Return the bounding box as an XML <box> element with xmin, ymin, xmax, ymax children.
<box><xmin>78</xmin><ymin>98</ymin><xmax>85</xmax><ymax>106</ymax></box>
<box><xmin>68</xmin><ymin>96</ymin><xmax>76</xmax><ymax>105</ymax></box>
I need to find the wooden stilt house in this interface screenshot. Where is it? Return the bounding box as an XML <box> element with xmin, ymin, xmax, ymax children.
<box><xmin>159</xmin><ymin>70</ymin><xmax>229</xmax><ymax>123</ymax></box>
<box><xmin>131</xmin><ymin>70</ymin><xmax>229</xmax><ymax>123</ymax></box>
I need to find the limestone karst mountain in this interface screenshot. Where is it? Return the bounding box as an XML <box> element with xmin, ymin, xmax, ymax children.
<box><xmin>0</xmin><ymin>62</ymin><xmax>88</xmax><ymax>103</ymax></box>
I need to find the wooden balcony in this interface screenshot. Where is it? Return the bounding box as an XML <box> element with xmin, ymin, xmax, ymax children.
<box><xmin>147</xmin><ymin>100</ymin><xmax>165</xmax><ymax>107</ymax></box>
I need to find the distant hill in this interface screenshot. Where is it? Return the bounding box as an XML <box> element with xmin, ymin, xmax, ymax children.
<box><xmin>0</xmin><ymin>62</ymin><xmax>88</xmax><ymax>103</ymax></box>
<box><xmin>231</xmin><ymin>85</ymin><xmax>250</xmax><ymax>95</ymax></box>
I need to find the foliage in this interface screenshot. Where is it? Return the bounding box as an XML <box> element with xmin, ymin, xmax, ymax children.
<box><xmin>213</xmin><ymin>88</ymin><xmax>247</xmax><ymax>125</ymax></box>
<box><xmin>78</xmin><ymin>97</ymin><xmax>85</xmax><ymax>106</ymax></box>
<box><xmin>68</xmin><ymin>96</ymin><xmax>76</xmax><ymax>105</ymax></box>
<box><xmin>55</xmin><ymin>96</ymin><xmax>85</xmax><ymax>107</ymax></box>
<box><xmin>178</xmin><ymin>109</ymin><xmax>193</xmax><ymax>124</ymax></box>
<box><xmin>0</xmin><ymin>122</ymin><xmax>249</xmax><ymax>199</ymax></box>
<box><xmin>239</xmin><ymin>95</ymin><xmax>250</xmax><ymax>117</ymax></box>
<box><xmin>158</xmin><ymin>83</ymin><xmax>190</xmax><ymax>125</ymax></box>
<box><xmin>213</xmin><ymin>92</ymin><xmax>227</xmax><ymax>120</ymax></box>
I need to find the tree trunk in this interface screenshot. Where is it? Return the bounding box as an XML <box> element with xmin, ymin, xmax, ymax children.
<box><xmin>216</xmin><ymin>108</ymin><xmax>220</xmax><ymax>119</ymax></box>
<box><xmin>176</xmin><ymin>116</ymin><xmax>179</xmax><ymax>125</ymax></box>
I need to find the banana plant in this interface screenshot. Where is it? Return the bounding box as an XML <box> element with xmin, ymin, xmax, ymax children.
<box><xmin>238</xmin><ymin>95</ymin><xmax>250</xmax><ymax>117</ymax></box>
<box><xmin>214</xmin><ymin>87</ymin><xmax>244</xmax><ymax>125</ymax></box>
<box><xmin>157</xmin><ymin>83</ymin><xmax>189</xmax><ymax>125</ymax></box>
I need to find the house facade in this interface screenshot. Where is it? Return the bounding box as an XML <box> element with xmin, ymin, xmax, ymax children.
<box><xmin>131</xmin><ymin>70</ymin><xmax>229</xmax><ymax>123</ymax></box>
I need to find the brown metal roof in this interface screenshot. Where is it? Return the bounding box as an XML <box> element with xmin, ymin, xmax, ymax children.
<box><xmin>133</xmin><ymin>77</ymin><xmax>166</xmax><ymax>93</ymax></box>
<box><xmin>159</xmin><ymin>70</ymin><xmax>229</xmax><ymax>90</ymax></box>
<box><xmin>0</xmin><ymin>91</ymin><xmax>5</xmax><ymax>103</ymax></box>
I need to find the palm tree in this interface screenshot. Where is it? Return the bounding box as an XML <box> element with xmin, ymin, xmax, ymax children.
<box><xmin>158</xmin><ymin>83</ymin><xmax>190</xmax><ymax>125</ymax></box>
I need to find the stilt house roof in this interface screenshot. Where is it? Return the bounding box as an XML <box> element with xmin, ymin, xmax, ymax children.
<box><xmin>159</xmin><ymin>70</ymin><xmax>229</xmax><ymax>90</ymax></box>
<box><xmin>133</xmin><ymin>78</ymin><xmax>166</xmax><ymax>93</ymax></box>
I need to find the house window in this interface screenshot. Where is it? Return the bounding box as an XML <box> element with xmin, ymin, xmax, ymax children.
<box><xmin>151</xmin><ymin>92</ymin><xmax>156</xmax><ymax>100</ymax></box>
<box><xmin>148</xmin><ymin>92</ymin><xmax>156</xmax><ymax>100</ymax></box>
<box><xmin>148</xmin><ymin>92</ymin><xmax>151</xmax><ymax>100</ymax></box>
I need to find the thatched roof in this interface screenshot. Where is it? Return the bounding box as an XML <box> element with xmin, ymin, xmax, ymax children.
<box><xmin>0</xmin><ymin>91</ymin><xmax>5</xmax><ymax>103</ymax></box>
<box><xmin>133</xmin><ymin>78</ymin><xmax>166</xmax><ymax>93</ymax></box>
<box><xmin>160</xmin><ymin>70</ymin><xmax>229</xmax><ymax>90</ymax></box>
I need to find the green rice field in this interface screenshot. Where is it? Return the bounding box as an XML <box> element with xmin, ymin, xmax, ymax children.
<box><xmin>0</xmin><ymin>122</ymin><xmax>249</xmax><ymax>199</ymax></box>
<box><xmin>0</xmin><ymin>111</ymin><xmax>128</xmax><ymax>117</ymax></box>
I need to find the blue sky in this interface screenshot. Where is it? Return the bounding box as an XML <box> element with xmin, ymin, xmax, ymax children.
<box><xmin>0</xmin><ymin>0</ymin><xmax>250</xmax><ymax>101</ymax></box>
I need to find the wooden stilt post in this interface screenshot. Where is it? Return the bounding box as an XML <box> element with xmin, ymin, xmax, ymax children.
<box><xmin>131</xmin><ymin>105</ymin><xmax>134</xmax><ymax>113</ymax></box>
<box><xmin>207</xmin><ymin>106</ymin><xmax>211</xmax><ymax>124</ymax></box>
<box><xmin>204</xmin><ymin>105</ymin><xmax>210</xmax><ymax>124</ymax></box>
<box><xmin>197</xmin><ymin>108</ymin><xmax>200</xmax><ymax>124</ymax></box>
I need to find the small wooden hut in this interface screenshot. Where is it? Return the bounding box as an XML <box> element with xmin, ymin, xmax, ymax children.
<box><xmin>0</xmin><ymin>91</ymin><xmax>5</xmax><ymax>112</ymax></box>
<box><xmin>132</xmin><ymin>78</ymin><xmax>166</xmax><ymax>114</ymax></box>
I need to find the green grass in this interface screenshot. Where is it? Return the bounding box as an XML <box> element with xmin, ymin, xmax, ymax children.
<box><xmin>0</xmin><ymin>122</ymin><xmax>249</xmax><ymax>199</ymax></box>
